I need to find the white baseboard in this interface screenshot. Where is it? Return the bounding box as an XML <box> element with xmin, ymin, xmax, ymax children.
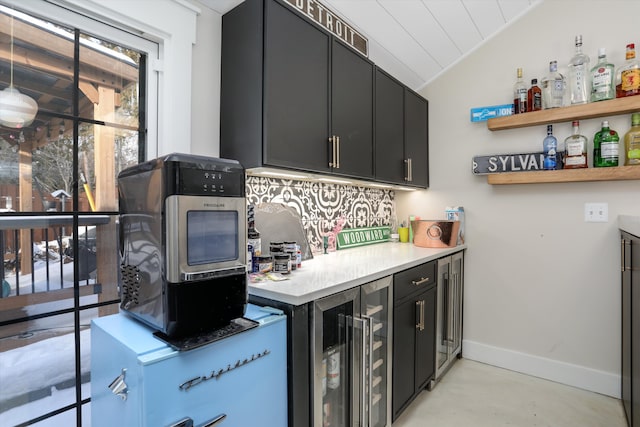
<box><xmin>462</xmin><ymin>339</ymin><xmax>621</xmax><ymax>399</ymax></box>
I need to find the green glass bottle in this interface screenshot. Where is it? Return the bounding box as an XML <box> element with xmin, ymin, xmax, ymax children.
<box><xmin>593</xmin><ymin>120</ymin><xmax>619</xmax><ymax>167</ymax></box>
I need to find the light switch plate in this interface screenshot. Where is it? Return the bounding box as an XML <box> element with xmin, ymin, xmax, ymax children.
<box><xmin>584</xmin><ymin>202</ymin><xmax>608</xmax><ymax>222</ymax></box>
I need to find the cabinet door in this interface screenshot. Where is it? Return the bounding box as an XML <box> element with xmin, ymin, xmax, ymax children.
<box><xmin>375</xmin><ymin>68</ymin><xmax>405</xmax><ymax>184</ymax></box>
<box><xmin>404</xmin><ymin>90</ymin><xmax>429</xmax><ymax>187</ymax></box>
<box><xmin>392</xmin><ymin>296</ymin><xmax>417</xmax><ymax>419</ymax></box>
<box><xmin>415</xmin><ymin>285</ymin><xmax>436</xmax><ymax>392</ymax></box>
<box><xmin>263</xmin><ymin>0</ymin><xmax>330</xmax><ymax>173</ymax></box>
<box><xmin>331</xmin><ymin>39</ymin><xmax>374</xmax><ymax>179</ymax></box>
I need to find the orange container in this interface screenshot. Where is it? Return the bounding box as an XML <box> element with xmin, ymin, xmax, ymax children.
<box><xmin>411</xmin><ymin>220</ymin><xmax>460</xmax><ymax>248</ymax></box>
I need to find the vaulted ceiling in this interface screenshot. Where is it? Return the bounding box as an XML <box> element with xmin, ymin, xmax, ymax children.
<box><xmin>203</xmin><ymin>0</ymin><xmax>541</xmax><ymax>91</ymax></box>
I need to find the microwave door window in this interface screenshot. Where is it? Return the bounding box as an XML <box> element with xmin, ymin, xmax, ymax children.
<box><xmin>187</xmin><ymin>210</ymin><xmax>238</xmax><ymax>265</ymax></box>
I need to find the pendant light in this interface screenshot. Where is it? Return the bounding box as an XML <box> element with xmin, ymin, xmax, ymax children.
<box><xmin>0</xmin><ymin>10</ymin><xmax>38</xmax><ymax>129</ymax></box>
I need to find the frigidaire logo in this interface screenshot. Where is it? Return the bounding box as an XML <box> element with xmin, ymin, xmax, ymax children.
<box><xmin>203</xmin><ymin>203</ymin><xmax>225</xmax><ymax>208</ymax></box>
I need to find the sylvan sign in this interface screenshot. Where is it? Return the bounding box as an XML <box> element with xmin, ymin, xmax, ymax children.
<box><xmin>283</xmin><ymin>0</ymin><xmax>368</xmax><ymax>56</ymax></box>
<box><xmin>472</xmin><ymin>152</ymin><xmax>563</xmax><ymax>174</ymax></box>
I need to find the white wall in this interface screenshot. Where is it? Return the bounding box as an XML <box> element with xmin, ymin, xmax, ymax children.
<box><xmin>396</xmin><ymin>0</ymin><xmax>640</xmax><ymax>397</ymax></box>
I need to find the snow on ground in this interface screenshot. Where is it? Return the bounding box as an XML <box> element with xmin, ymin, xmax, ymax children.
<box><xmin>1</xmin><ymin>238</ymin><xmax>102</xmax><ymax>426</ymax></box>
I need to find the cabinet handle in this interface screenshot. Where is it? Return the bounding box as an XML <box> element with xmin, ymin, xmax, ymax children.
<box><xmin>412</xmin><ymin>276</ymin><xmax>429</xmax><ymax>286</ymax></box>
<box><xmin>336</xmin><ymin>136</ymin><xmax>340</xmax><ymax>169</ymax></box>
<box><xmin>415</xmin><ymin>300</ymin><xmax>421</xmax><ymax>329</ymax></box>
<box><xmin>420</xmin><ymin>300</ymin><xmax>425</xmax><ymax>331</ymax></box>
<box><xmin>408</xmin><ymin>158</ymin><xmax>413</xmax><ymax>182</ymax></box>
<box><xmin>404</xmin><ymin>158</ymin><xmax>409</xmax><ymax>181</ymax></box>
<box><xmin>622</xmin><ymin>239</ymin><xmax>631</xmax><ymax>272</ymax></box>
<box><xmin>328</xmin><ymin>136</ymin><xmax>335</xmax><ymax>168</ymax></box>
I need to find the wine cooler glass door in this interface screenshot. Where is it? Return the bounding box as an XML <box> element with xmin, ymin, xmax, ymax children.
<box><xmin>313</xmin><ymin>288</ymin><xmax>361</xmax><ymax>427</ymax></box>
<box><xmin>361</xmin><ymin>277</ymin><xmax>392</xmax><ymax>427</ymax></box>
<box><xmin>436</xmin><ymin>257</ymin><xmax>451</xmax><ymax>377</ymax></box>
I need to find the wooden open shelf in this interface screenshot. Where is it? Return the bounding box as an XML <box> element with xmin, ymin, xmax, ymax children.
<box><xmin>487</xmin><ymin>96</ymin><xmax>640</xmax><ymax>131</ymax></box>
<box><xmin>487</xmin><ymin>166</ymin><xmax>640</xmax><ymax>185</ymax></box>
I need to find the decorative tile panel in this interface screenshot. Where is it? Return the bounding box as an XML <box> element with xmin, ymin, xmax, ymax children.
<box><xmin>246</xmin><ymin>176</ymin><xmax>395</xmax><ymax>254</ymax></box>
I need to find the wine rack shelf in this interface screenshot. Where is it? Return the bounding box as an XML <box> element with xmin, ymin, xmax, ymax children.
<box><xmin>485</xmin><ymin>96</ymin><xmax>640</xmax><ymax>185</ymax></box>
<box><xmin>487</xmin><ymin>166</ymin><xmax>640</xmax><ymax>185</ymax></box>
<box><xmin>486</xmin><ymin>96</ymin><xmax>640</xmax><ymax>131</ymax></box>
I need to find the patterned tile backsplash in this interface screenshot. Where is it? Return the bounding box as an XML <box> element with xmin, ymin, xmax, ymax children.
<box><xmin>246</xmin><ymin>176</ymin><xmax>396</xmax><ymax>254</ymax></box>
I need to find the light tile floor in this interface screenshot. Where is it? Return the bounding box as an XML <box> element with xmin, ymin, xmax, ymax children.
<box><xmin>392</xmin><ymin>359</ymin><xmax>627</xmax><ymax>427</ymax></box>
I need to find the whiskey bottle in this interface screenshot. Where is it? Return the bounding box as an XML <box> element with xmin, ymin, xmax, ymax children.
<box><xmin>513</xmin><ymin>68</ymin><xmax>528</xmax><ymax>114</ymax></box>
<box><xmin>624</xmin><ymin>113</ymin><xmax>640</xmax><ymax>165</ymax></box>
<box><xmin>542</xmin><ymin>61</ymin><xmax>566</xmax><ymax>109</ymax></box>
<box><xmin>616</xmin><ymin>43</ymin><xmax>640</xmax><ymax>98</ymax></box>
<box><xmin>568</xmin><ymin>35</ymin><xmax>590</xmax><ymax>105</ymax></box>
<box><xmin>590</xmin><ymin>48</ymin><xmax>615</xmax><ymax>102</ymax></box>
<box><xmin>527</xmin><ymin>78</ymin><xmax>542</xmax><ymax>112</ymax></box>
<box><xmin>542</xmin><ymin>125</ymin><xmax>558</xmax><ymax>170</ymax></box>
<box><xmin>563</xmin><ymin>121</ymin><xmax>588</xmax><ymax>169</ymax></box>
<box><xmin>593</xmin><ymin>120</ymin><xmax>619</xmax><ymax>167</ymax></box>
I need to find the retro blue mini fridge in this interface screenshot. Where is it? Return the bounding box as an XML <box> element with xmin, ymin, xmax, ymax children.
<box><xmin>91</xmin><ymin>304</ymin><xmax>287</xmax><ymax>427</ymax></box>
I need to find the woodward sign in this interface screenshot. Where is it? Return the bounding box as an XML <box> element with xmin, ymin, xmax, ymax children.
<box><xmin>337</xmin><ymin>226</ymin><xmax>390</xmax><ymax>249</ymax></box>
<box><xmin>284</xmin><ymin>0</ymin><xmax>368</xmax><ymax>56</ymax></box>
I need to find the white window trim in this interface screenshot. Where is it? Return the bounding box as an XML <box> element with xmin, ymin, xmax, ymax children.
<box><xmin>1</xmin><ymin>0</ymin><xmax>201</xmax><ymax>160</ymax></box>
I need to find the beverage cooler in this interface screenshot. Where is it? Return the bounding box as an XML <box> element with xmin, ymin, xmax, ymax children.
<box><xmin>435</xmin><ymin>252</ymin><xmax>463</xmax><ymax>382</ymax></box>
<box><xmin>91</xmin><ymin>304</ymin><xmax>287</xmax><ymax>427</ymax></box>
<box><xmin>312</xmin><ymin>276</ymin><xmax>393</xmax><ymax>427</ymax></box>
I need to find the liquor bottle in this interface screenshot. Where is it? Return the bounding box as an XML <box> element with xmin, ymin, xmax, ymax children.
<box><xmin>563</xmin><ymin>121</ymin><xmax>588</xmax><ymax>169</ymax></box>
<box><xmin>624</xmin><ymin>113</ymin><xmax>640</xmax><ymax>165</ymax></box>
<box><xmin>616</xmin><ymin>43</ymin><xmax>640</xmax><ymax>98</ymax></box>
<box><xmin>593</xmin><ymin>120</ymin><xmax>619</xmax><ymax>167</ymax></box>
<box><xmin>542</xmin><ymin>61</ymin><xmax>566</xmax><ymax>109</ymax></box>
<box><xmin>513</xmin><ymin>68</ymin><xmax>527</xmax><ymax>114</ymax></box>
<box><xmin>568</xmin><ymin>35</ymin><xmax>590</xmax><ymax>105</ymax></box>
<box><xmin>543</xmin><ymin>125</ymin><xmax>558</xmax><ymax>170</ymax></box>
<box><xmin>590</xmin><ymin>48</ymin><xmax>615</xmax><ymax>102</ymax></box>
<box><xmin>527</xmin><ymin>78</ymin><xmax>542</xmax><ymax>112</ymax></box>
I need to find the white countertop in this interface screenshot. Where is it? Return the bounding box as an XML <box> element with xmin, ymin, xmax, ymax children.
<box><xmin>248</xmin><ymin>242</ymin><xmax>466</xmax><ymax>305</ymax></box>
<box><xmin>619</xmin><ymin>215</ymin><xmax>640</xmax><ymax>237</ymax></box>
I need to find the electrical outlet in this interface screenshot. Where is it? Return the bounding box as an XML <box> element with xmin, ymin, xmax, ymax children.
<box><xmin>584</xmin><ymin>202</ymin><xmax>608</xmax><ymax>222</ymax></box>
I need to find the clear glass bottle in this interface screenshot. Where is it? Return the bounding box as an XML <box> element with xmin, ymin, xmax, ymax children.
<box><xmin>568</xmin><ymin>35</ymin><xmax>590</xmax><ymax>105</ymax></box>
<box><xmin>624</xmin><ymin>113</ymin><xmax>640</xmax><ymax>165</ymax></box>
<box><xmin>593</xmin><ymin>120</ymin><xmax>619</xmax><ymax>167</ymax></box>
<box><xmin>513</xmin><ymin>67</ymin><xmax>527</xmax><ymax>114</ymax></box>
<box><xmin>543</xmin><ymin>124</ymin><xmax>558</xmax><ymax>170</ymax></box>
<box><xmin>528</xmin><ymin>78</ymin><xmax>542</xmax><ymax>112</ymax></box>
<box><xmin>563</xmin><ymin>121</ymin><xmax>588</xmax><ymax>169</ymax></box>
<box><xmin>616</xmin><ymin>43</ymin><xmax>640</xmax><ymax>98</ymax></box>
<box><xmin>590</xmin><ymin>47</ymin><xmax>615</xmax><ymax>102</ymax></box>
<box><xmin>542</xmin><ymin>61</ymin><xmax>566</xmax><ymax>109</ymax></box>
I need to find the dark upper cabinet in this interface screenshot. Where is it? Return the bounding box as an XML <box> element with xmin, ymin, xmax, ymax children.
<box><xmin>405</xmin><ymin>89</ymin><xmax>429</xmax><ymax>187</ymax></box>
<box><xmin>375</xmin><ymin>68</ymin><xmax>405</xmax><ymax>184</ymax></box>
<box><xmin>374</xmin><ymin>68</ymin><xmax>430</xmax><ymax>187</ymax></box>
<box><xmin>331</xmin><ymin>39</ymin><xmax>374</xmax><ymax>179</ymax></box>
<box><xmin>221</xmin><ymin>0</ymin><xmax>373</xmax><ymax>179</ymax></box>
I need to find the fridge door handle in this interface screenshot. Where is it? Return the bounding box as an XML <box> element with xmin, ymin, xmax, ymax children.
<box><xmin>200</xmin><ymin>414</ymin><xmax>227</xmax><ymax>426</ymax></box>
<box><xmin>352</xmin><ymin>316</ymin><xmax>368</xmax><ymax>426</ymax></box>
<box><xmin>363</xmin><ymin>315</ymin><xmax>374</xmax><ymax>427</ymax></box>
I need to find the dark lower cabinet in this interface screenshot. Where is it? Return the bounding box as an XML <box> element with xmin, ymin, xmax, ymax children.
<box><xmin>392</xmin><ymin>261</ymin><xmax>437</xmax><ymax>421</ymax></box>
<box><xmin>622</xmin><ymin>231</ymin><xmax>640</xmax><ymax>427</ymax></box>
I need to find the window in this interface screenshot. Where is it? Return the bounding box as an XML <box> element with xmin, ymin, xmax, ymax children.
<box><xmin>0</xmin><ymin>2</ymin><xmax>156</xmax><ymax>425</ymax></box>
